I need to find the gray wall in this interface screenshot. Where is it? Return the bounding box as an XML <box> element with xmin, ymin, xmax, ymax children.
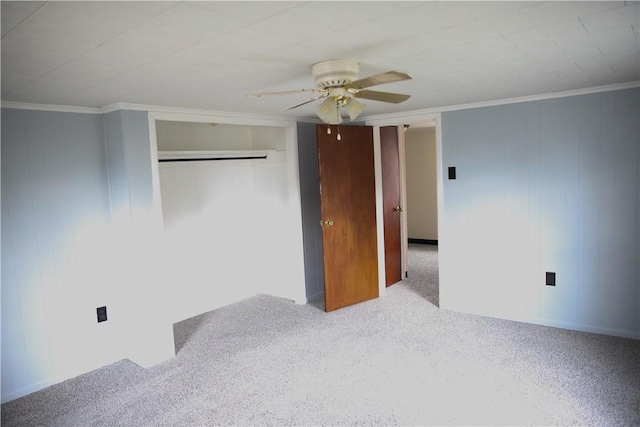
<box><xmin>1</xmin><ymin>108</ymin><xmax>174</xmax><ymax>403</ymax></box>
<box><xmin>440</xmin><ymin>88</ymin><xmax>640</xmax><ymax>338</ymax></box>
<box><xmin>297</xmin><ymin>122</ymin><xmax>324</xmax><ymax>302</ymax></box>
<box><xmin>1</xmin><ymin>108</ymin><xmax>114</xmax><ymax>401</ymax></box>
<box><xmin>104</xmin><ymin>110</ymin><xmax>156</xmax><ymax>228</ymax></box>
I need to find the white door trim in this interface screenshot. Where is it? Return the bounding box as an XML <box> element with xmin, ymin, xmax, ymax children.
<box><xmin>366</xmin><ymin>113</ymin><xmax>442</xmax><ymax>297</ymax></box>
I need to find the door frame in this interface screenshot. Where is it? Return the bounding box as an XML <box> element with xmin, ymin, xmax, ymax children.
<box><xmin>367</xmin><ymin>113</ymin><xmax>443</xmax><ymax>300</ymax></box>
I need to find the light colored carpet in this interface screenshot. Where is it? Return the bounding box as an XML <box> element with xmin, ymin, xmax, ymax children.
<box><xmin>2</xmin><ymin>244</ymin><xmax>639</xmax><ymax>425</ymax></box>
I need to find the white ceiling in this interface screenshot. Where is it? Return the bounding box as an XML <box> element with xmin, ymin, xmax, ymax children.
<box><xmin>2</xmin><ymin>1</ymin><xmax>639</xmax><ymax>120</ymax></box>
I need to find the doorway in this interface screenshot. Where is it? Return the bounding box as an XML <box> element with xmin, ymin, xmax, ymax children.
<box><xmin>402</xmin><ymin>122</ymin><xmax>439</xmax><ymax>306</ymax></box>
<box><xmin>367</xmin><ymin>115</ymin><xmax>442</xmax><ymax>304</ymax></box>
<box><xmin>404</xmin><ymin>124</ymin><xmax>438</xmax><ymax>246</ymax></box>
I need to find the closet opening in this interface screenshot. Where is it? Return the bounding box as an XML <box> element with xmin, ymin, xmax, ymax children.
<box><xmin>147</xmin><ymin>116</ymin><xmax>306</xmax><ymax>344</ymax></box>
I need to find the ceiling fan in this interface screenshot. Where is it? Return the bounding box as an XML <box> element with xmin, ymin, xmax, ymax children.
<box><xmin>248</xmin><ymin>59</ymin><xmax>412</xmax><ymax>124</ymax></box>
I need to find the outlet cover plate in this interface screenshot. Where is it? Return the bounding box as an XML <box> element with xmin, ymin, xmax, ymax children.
<box><xmin>97</xmin><ymin>306</ymin><xmax>108</xmax><ymax>323</ymax></box>
<box><xmin>448</xmin><ymin>166</ymin><xmax>456</xmax><ymax>180</ymax></box>
<box><xmin>546</xmin><ymin>272</ymin><xmax>556</xmax><ymax>286</ymax></box>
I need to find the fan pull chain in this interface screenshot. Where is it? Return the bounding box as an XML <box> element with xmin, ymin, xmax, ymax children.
<box><xmin>336</xmin><ymin>99</ymin><xmax>341</xmax><ymax>140</ymax></box>
<box><xmin>326</xmin><ymin>125</ymin><xmax>341</xmax><ymax>140</ymax></box>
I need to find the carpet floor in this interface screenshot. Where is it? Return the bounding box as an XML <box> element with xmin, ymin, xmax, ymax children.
<box><xmin>2</xmin><ymin>244</ymin><xmax>639</xmax><ymax>425</ymax></box>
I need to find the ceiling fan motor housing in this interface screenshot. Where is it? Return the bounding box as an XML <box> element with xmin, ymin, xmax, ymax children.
<box><xmin>312</xmin><ymin>59</ymin><xmax>359</xmax><ymax>88</ymax></box>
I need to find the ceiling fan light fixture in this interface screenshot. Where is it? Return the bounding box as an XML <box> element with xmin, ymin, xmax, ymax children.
<box><xmin>315</xmin><ymin>97</ymin><xmax>343</xmax><ymax>125</ymax></box>
<box><xmin>312</xmin><ymin>59</ymin><xmax>359</xmax><ymax>88</ymax></box>
<box><xmin>249</xmin><ymin>59</ymin><xmax>412</xmax><ymax>122</ymax></box>
<box><xmin>344</xmin><ymin>98</ymin><xmax>366</xmax><ymax>121</ymax></box>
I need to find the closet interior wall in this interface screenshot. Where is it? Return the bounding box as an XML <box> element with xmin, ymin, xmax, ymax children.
<box><xmin>155</xmin><ymin>120</ymin><xmax>291</xmax><ymax>323</ymax></box>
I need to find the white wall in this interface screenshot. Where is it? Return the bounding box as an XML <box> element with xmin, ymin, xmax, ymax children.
<box><xmin>155</xmin><ymin>121</ymin><xmax>300</xmax><ymax>321</ymax></box>
<box><xmin>103</xmin><ymin>110</ymin><xmax>175</xmax><ymax>369</ymax></box>
<box><xmin>155</xmin><ymin>120</ymin><xmax>286</xmax><ymax>151</ymax></box>
<box><xmin>405</xmin><ymin>127</ymin><xmax>438</xmax><ymax>240</ymax></box>
<box><xmin>440</xmin><ymin>88</ymin><xmax>640</xmax><ymax>339</ymax></box>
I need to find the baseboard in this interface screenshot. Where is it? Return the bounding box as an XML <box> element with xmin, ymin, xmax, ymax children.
<box><xmin>440</xmin><ymin>302</ymin><xmax>640</xmax><ymax>341</ymax></box>
<box><xmin>1</xmin><ymin>375</ymin><xmax>67</xmax><ymax>404</ymax></box>
<box><xmin>531</xmin><ymin>318</ymin><xmax>640</xmax><ymax>341</ymax></box>
<box><xmin>305</xmin><ymin>291</ymin><xmax>324</xmax><ymax>304</ymax></box>
<box><xmin>408</xmin><ymin>238</ymin><xmax>438</xmax><ymax>245</ymax></box>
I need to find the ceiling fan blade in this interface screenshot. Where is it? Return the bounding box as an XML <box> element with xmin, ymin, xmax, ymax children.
<box><xmin>353</xmin><ymin>90</ymin><xmax>411</xmax><ymax>104</ymax></box>
<box><xmin>281</xmin><ymin>95</ymin><xmax>327</xmax><ymax>112</ymax></box>
<box><xmin>247</xmin><ymin>88</ymin><xmax>325</xmax><ymax>97</ymax></box>
<box><xmin>345</xmin><ymin>71</ymin><xmax>412</xmax><ymax>90</ymax></box>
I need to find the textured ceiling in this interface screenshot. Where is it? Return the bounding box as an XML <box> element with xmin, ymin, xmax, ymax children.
<box><xmin>2</xmin><ymin>1</ymin><xmax>639</xmax><ymax>120</ymax></box>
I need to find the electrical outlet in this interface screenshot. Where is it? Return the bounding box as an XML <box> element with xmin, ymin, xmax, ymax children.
<box><xmin>546</xmin><ymin>272</ymin><xmax>556</xmax><ymax>286</ymax></box>
<box><xmin>97</xmin><ymin>306</ymin><xmax>108</xmax><ymax>323</ymax></box>
<box><xmin>448</xmin><ymin>166</ymin><xmax>457</xmax><ymax>180</ymax></box>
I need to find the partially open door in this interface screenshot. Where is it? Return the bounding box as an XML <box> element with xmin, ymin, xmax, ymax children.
<box><xmin>381</xmin><ymin>126</ymin><xmax>402</xmax><ymax>286</ymax></box>
<box><xmin>317</xmin><ymin>124</ymin><xmax>379</xmax><ymax>312</ymax></box>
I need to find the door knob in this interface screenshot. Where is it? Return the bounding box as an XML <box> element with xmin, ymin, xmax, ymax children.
<box><xmin>393</xmin><ymin>206</ymin><xmax>403</xmax><ymax>213</ymax></box>
<box><xmin>320</xmin><ymin>220</ymin><xmax>334</xmax><ymax>227</ymax></box>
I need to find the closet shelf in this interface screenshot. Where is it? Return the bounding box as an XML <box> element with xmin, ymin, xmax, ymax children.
<box><xmin>157</xmin><ymin>150</ymin><xmax>275</xmax><ymax>162</ymax></box>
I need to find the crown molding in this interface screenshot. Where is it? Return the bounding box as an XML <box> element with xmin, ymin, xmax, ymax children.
<box><xmin>1</xmin><ymin>101</ymin><xmax>102</xmax><ymax>114</ymax></box>
<box><xmin>360</xmin><ymin>81</ymin><xmax>640</xmax><ymax>123</ymax></box>
<box><xmin>102</xmin><ymin>102</ymin><xmax>297</xmax><ymax>127</ymax></box>
<box><xmin>4</xmin><ymin>81</ymin><xmax>639</xmax><ymax>123</ymax></box>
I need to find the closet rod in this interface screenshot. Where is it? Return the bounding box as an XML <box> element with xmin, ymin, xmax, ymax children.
<box><xmin>159</xmin><ymin>156</ymin><xmax>267</xmax><ymax>163</ymax></box>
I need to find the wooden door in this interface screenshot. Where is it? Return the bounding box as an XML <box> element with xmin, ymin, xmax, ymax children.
<box><xmin>381</xmin><ymin>126</ymin><xmax>402</xmax><ymax>286</ymax></box>
<box><xmin>317</xmin><ymin>124</ymin><xmax>379</xmax><ymax>312</ymax></box>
